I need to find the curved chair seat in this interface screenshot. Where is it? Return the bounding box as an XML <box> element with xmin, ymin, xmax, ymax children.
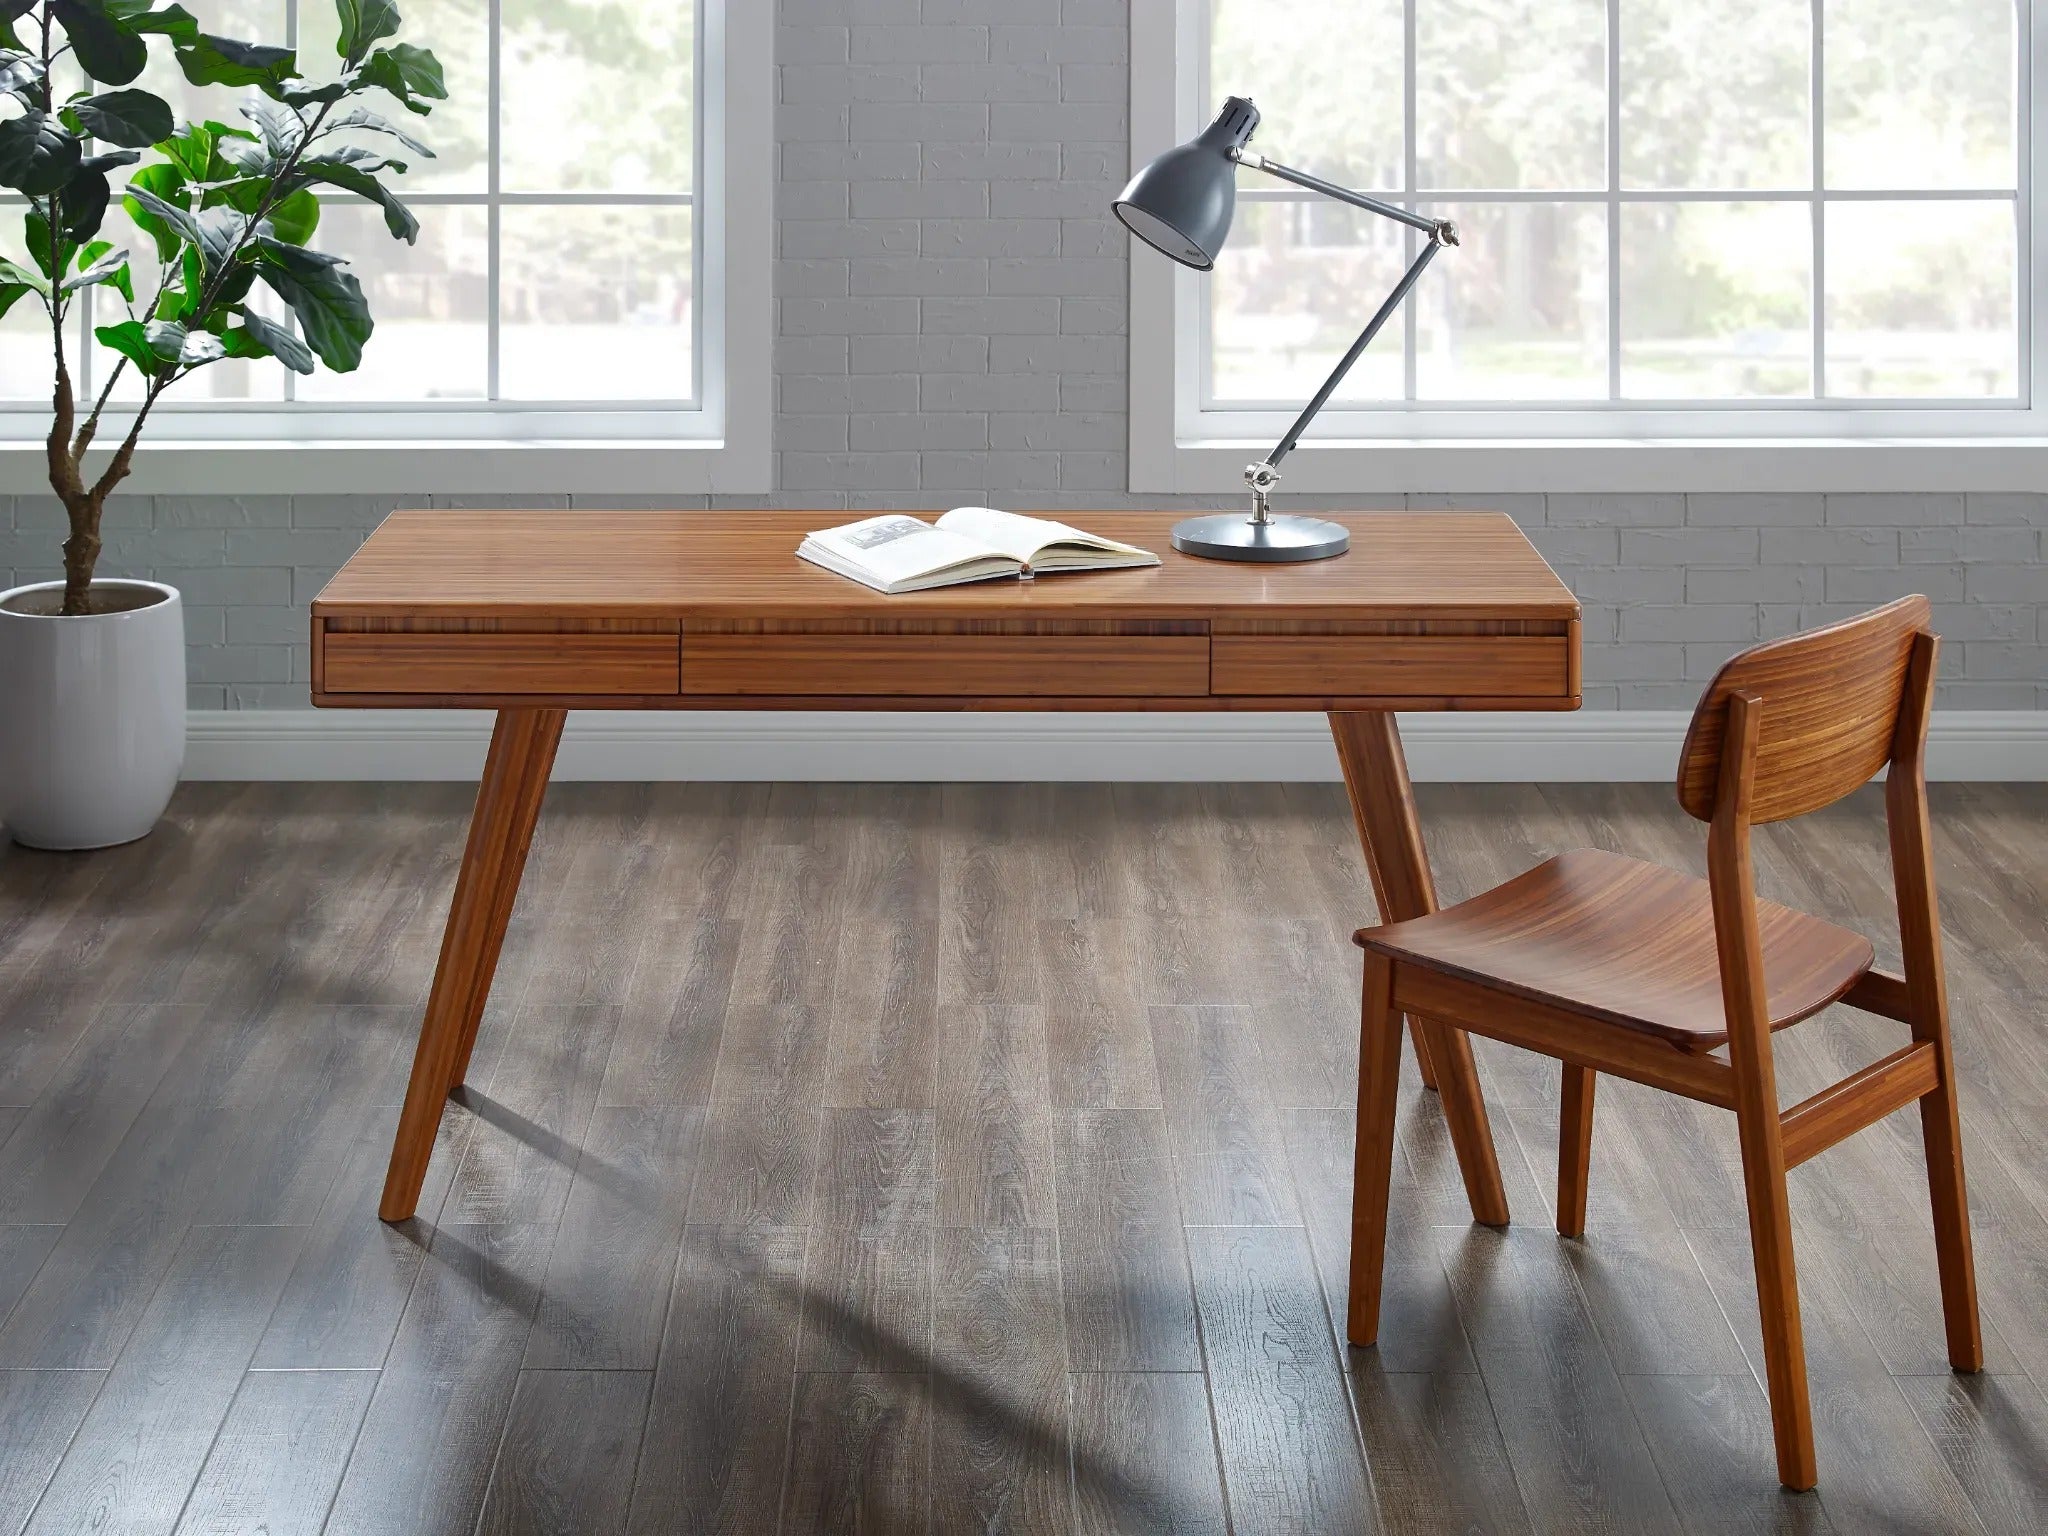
<box><xmin>1355</xmin><ymin>847</ymin><xmax>1875</xmax><ymax>1052</ymax></box>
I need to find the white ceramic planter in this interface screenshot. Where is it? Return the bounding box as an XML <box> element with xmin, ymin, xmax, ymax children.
<box><xmin>0</xmin><ymin>579</ymin><xmax>186</xmax><ymax>849</ymax></box>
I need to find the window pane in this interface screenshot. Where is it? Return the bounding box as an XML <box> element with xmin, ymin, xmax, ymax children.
<box><xmin>499</xmin><ymin>206</ymin><xmax>692</xmax><ymax>400</ymax></box>
<box><xmin>295</xmin><ymin>204</ymin><xmax>488</xmax><ymax>403</ymax></box>
<box><xmin>0</xmin><ymin>298</ymin><xmax>62</xmax><ymax>403</ymax></box>
<box><xmin>1620</xmin><ymin>202</ymin><xmax>1811</xmax><ymax>398</ymax></box>
<box><xmin>1825</xmin><ymin>0</ymin><xmax>2015</xmax><ymax>189</ymax></box>
<box><xmin>503</xmin><ymin>1</ymin><xmax>695</xmax><ymax>193</ymax></box>
<box><xmin>1416</xmin><ymin>0</ymin><xmax>1606</xmax><ymax>189</ymax></box>
<box><xmin>1209</xmin><ymin>0</ymin><xmax>1402</xmax><ymax>193</ymax></box>
<box><xmin>1208</xmin><ymin>201</ymin><xmax>1405</xmax><ymax>405</ymax></box>
<box><xmin>1620</xmin><ymin>0</ymin><xmax>1808</xmax><ymax>189</ymax></box>
<box><xmin>1824</xmin><ymin>200</ymin><xmax>2015</xmax><ymax>398</ymax></box>
<box><xmin>299</xmin><ymin>0</ymin><xmax>490</xmax><ymax>194</ymax></box>
<box><xmin>1418</xmin><ymin>202</ymin><xmax>1607</xmax><ymax>399</ymax></box>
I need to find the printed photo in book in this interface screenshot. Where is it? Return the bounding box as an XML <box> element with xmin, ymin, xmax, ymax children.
<box><xmin>797</xmin><ymin>508</ymin><xmax>1163</xmax><ymax>594</ymax></box>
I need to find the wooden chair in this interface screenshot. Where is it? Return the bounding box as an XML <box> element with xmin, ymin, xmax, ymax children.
<box><xmin>1345</xmin><ymin>595</ymin><xmax>1983</xmax><ymax>1491</ymax></box>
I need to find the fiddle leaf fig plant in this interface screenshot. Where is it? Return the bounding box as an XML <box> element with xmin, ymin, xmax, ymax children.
<box><xmin>1</xmin><ymin>0</ymin><xmax>444</xmax><ymax>614</ymax></box>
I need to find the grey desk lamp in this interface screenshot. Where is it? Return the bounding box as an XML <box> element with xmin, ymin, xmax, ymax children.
<box><xmin>1113</xmin><ymin>96</ymin><xmax>1457</xmax><ymax>562</ymax></box>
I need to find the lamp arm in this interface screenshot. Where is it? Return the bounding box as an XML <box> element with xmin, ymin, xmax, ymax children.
<box><xmin>1262</xmin><ymin>238</ymin><xmax>1443</xmax><ymax>477</ymax></box>
<box><xmin>1234</xmin><ymin>150</ymin><xmax>1444</xmax><ymax>236</ymax></box>
<box><xmin>1230</xmin><ymin>150</ymin><xmax>1458</xmax><ymax>521</ymax></box>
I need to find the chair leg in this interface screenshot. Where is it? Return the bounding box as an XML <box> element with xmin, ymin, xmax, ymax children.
<box><xmin>1917</xmin><ymin>1043</ymin><xmax>1984</xmax><ymax>1371</ymax></box>
<box><xmin>1733</xmin><ymin>1094</ymin><xmax>1818</xmax><ymax>1491</ymax></box>
<box><xmin>1348</xmin><ymin>950</ymin><xmax>1404</xmax><ymax>1348</ymax></box>
<box><xmin>1558</xmin><ymin>1064</ymin><xmax>1595</xmax><ymax>1238</ymax></box>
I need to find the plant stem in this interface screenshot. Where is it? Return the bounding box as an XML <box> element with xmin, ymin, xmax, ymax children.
<box><xmin>87</xmin><ymin>374</ymin><xmax>167</xmax><ymax>507</ymax></box>
<box><xmin>73</xmin><ymin>356</ymin><xmax>128</xmax><ymax>459</ymax></box>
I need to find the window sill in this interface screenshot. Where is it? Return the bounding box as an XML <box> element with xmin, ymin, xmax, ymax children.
<box><xmin>0</xmin><ymin>436</ymin><xmax>773</xmax><ymax>498</ymax></box>
<box><xmin>1135</xmin><ymin>436</ymin><xmax>2048</xmax><ymax>496</ymax></box>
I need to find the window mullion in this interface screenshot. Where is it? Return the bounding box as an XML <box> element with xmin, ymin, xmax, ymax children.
<box><xmin>1403</xmin><ymin>0</ymin><xmax>1418</xmax><ymax>402</ymax></box>
<box><xmin>1811</xmin><ymin>0</ymin><xmax>1826</xmax><ymax>399</ymax></box>
<box><xmin>284</xmin><ymin>0</ymin><xmax>298</xmax><ymax>404</ymax></box>
<box><xmin>1606</xmin><ymin>0</ymin><xmax>1621</xmax><ymax>402</ymax></box>
<box><xmin>487</xmin><ymin>0</ymin><xmax>502</xmax><ymax>402</ymax></box>
<box><xmin>2019</xmin><ymin>0</ymin><xmax>2036</xmax><ymax>408</ymax></box>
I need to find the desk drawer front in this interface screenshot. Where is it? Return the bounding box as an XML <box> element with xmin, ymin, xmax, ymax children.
<box><xmin>322</xmin><ymin>630</ymin><xmax>680</xmax><ymax>695</ymax></box>
<box><xmin>682</xmin><ymin>632</ymin><xmax>1210</xmax><ymax>697</ymax></box>
<box><xmin>1212</xmin><ymin>632</ymin><xmax>1571</xmax><ymax>698</ymax></box>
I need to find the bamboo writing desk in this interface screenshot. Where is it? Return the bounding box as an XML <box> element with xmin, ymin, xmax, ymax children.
<box><xmin>311</xmin><ymin>509</ymin><xmax>1581</xmax><ymax>1221</ymax></box>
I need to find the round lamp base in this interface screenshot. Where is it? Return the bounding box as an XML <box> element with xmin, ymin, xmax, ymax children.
<box><xmin>1170</xmin><ymin>513</ymin><xmax>1350</xmax><ymax>563</ymax></box>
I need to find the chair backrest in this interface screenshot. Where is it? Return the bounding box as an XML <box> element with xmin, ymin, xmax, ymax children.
<box><xmin>1675</xmin><ymin>595</ymin><xmax>1932</xmax><ymax>825</ymax></box>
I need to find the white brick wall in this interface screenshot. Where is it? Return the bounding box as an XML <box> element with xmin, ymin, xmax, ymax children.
<box><xmin>2</xmin><ymin>1</ymin><xmax>2042</xmax><ymax>713</ymax></box>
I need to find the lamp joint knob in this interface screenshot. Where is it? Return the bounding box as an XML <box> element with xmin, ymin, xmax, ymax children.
<box><xmin>1245</xmin><ymin>461</ymin><xmax>1282</xmax><ymax>524</ymax></box>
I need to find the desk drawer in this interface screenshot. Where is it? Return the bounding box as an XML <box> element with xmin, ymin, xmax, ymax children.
<box><xmin>1212</xmin><ymin>632</ymin><xmax>1571</xmax><ymax>698</ymax></box>
<box><xmin>682</xmin><ymin>632</ymin><xmax>1210</xmax><ymax>697</ymax></box>
<box><xmin>321</xmin><ymin>630</ymin><xmax>680</xmax><ymax>695</ymax></box>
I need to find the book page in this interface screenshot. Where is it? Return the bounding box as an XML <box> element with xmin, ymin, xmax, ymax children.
<box><xmin>805</xmin><ymin>515</ymin><xmax>1012</xmax><ymax>584</ymax></box>
<box><xmin>938</xmin><ymin>507</ymin><xmax>1158</xmax><ymax>568</ymax></box>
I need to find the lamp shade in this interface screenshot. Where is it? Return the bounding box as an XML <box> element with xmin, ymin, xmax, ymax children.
<box><xmin>1113</xmin><ymin>96</ymin><xmax>1261</xmax><ymax>270</ymax></box>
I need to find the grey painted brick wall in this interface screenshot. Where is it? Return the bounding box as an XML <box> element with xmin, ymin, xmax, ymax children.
<box><xmin>2</xmin><ymin>0</ymin><xmax>2044</xmax><ymax>712</ymax></box>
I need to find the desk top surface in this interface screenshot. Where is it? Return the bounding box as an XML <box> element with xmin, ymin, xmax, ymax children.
<box><xmin>314</xmin><ymin>509</ymin><xmax>1578</xmax><ymax>622</ymax></box>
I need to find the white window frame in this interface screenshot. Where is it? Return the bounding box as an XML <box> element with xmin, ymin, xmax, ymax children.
<box><xmin>0</xmin><ymin>0</ymin><xmax>770</xmax><ymax>495</ymax></box>
<box><xmin>1131</xmin><ymin>0</ymin><xmax>2048</xmax><ymax>494</ymax></box>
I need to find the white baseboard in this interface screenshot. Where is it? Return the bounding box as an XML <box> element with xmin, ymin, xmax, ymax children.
<box><xmin>181</xmin><ymin>709</ymin><xmax>2048</xmax><ymax>783</ymax></box>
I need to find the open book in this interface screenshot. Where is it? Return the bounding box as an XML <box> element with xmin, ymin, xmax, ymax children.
<box><xmin>797</xmin><ymin>508</ymin><xmax>1162</xmax><ymax>594</ymax></box>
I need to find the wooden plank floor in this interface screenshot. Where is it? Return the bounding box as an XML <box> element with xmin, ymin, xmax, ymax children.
<box><xmin>1</xmin><ymin>780</ymin><xmax>2045</xmax><ymax>1535</ymax></box>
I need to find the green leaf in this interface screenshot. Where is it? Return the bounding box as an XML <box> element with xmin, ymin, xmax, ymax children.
<box><xmin>52</xmin><ymin>1</ymin><xmax>150</xmax><ymax>87</ymax></box>
<box><xmin>60</xmin><ymin>168</ymin><xmax>111</xmax><ymax>241</ymax></box>
<box><xmin>212</xmin><ymin>258</ymin><xmax>255</xmax><ymax>307</ymax></box>
<box><xmin>256</xmin><ymin>239</ymin><xmax>369</xmax><ymax>370</ymax></box>
<box><xmin>321</xmin><ymin>105</ymin><xmax>434</xmax><ymax>158</ymax></box>
<box><xmin>0</xmin><ymin>112</ymin><xmax>83</xmax><ymax>195</ymax></box>
<box><xmin>105</xmin><ymin>2</ymin><xmax>199</xmax><ymax>43</ymax></box>
<box><xmin>0</xmin><ymin>282</ymin><xmax>32</xmax><ymax>319</ymax></box>
<box><xmin>231</xmin><ymin>304</ymin><xmax>313</xmax><ymax>372</ymax></box>
<box><xmin>125</xmin><ymin>184</ymin><xmax>205</xmax><ymax>249</ymax></box>
<box><xmin>123</xmin><ymin>184</ymin><xmax>245</xmax><ymax>282</ymax></box>
<box><xmin>78</xmin><ymin>148</ymin><xmax>142</xmax><ymax>174</ymax></box>
<box><xmin>240</xmin><ymin>100</ymin><xmax>306</xmax><ymax>158</ymax></box>
<box><xmin>175</xmin><ymin>34</ymin><xmax>296</xmax><ymax>93</ymax></box>
<box><xmin>60</xmin><ymin>247</ymin><xmax>131</xmax><ymax>297</ymax></box>
<box><xmin>141</xmin><ymin>315</ymin><xmax>192</xmax><ymax>362</ymax></box>
<box><xmin>70</xmin><ymin>88</ymin><xmax>175</xmax><ymax>147</ymax></box>
<box><xmin>0</xmin><ymin>47</ymin><xmax>45</xmax><ymax>97</ymax></box>
<box><xmin>358</xmin><ymin>43</ymin><xmax>445</xmax><ymax>115</ymax></box>
<box><xmin>164</xmin><ymin>202</ymin><xmax>249</xmax><ymax>277</ymax></box>
<box><xmin>158</xmin><ymin>121</ymin><xmax>211</xmax><ymax>180</ymax></box>
<box><xmin>277</xmin><ymin>79</ymin><xmax>349</xmax><ymax>107</ymax></box>
<box><xmin>120</xmin><ymin>161</ymin><xmax>185</xmax><ymax>260</ymax></box>
<box><xmin>307</xmin><ymin>142</ymin><xmax>404</xmax><ymax>176</ymax></box>
<box><xmin>335</xmin><ymin>0</ymin><xmax>401</xmax><ymax>67</ymax></box>
<box><xmin>294</xmin><ymin>155</ymin><xmax>416</xmax><ymax>242</ymax></box>
<box><xmin>94</xmin><ymin>317</ymin><xmax>170</xmax><ymax>373</ymax></box>
<box><xmin>22</xmin><ymin>208</ymin><xmax>59</xmax><ymax>278</ymax></box>
<box><xmin>211</xmin><ymin>134</ymin><xmax>270</xmax><ymax>175</ymax></box>
<box><xmin>0</xmin><ymin>254</ymin><xmax>51</xmax><ymax>294</ymax></box>
<box><xmin>71</xmin><ymin>237</ymin><xmax>134</xmax><ymax>300</ymax></box>
<box><xmin>265</xmin><ymin>185</ymin><xmax>319</xmax><ymax>245</ymax></box>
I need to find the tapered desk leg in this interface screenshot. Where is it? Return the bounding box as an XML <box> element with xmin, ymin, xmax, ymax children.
<box><xmin>1329</xmin><ymin>710</ymin><xmax>1509</xmax><ymax>1227</ymax></box>
<box><xmin>379</xmin><ymin>707</ymin><xmax>565</xmax><ymax>1222</ymax></box>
